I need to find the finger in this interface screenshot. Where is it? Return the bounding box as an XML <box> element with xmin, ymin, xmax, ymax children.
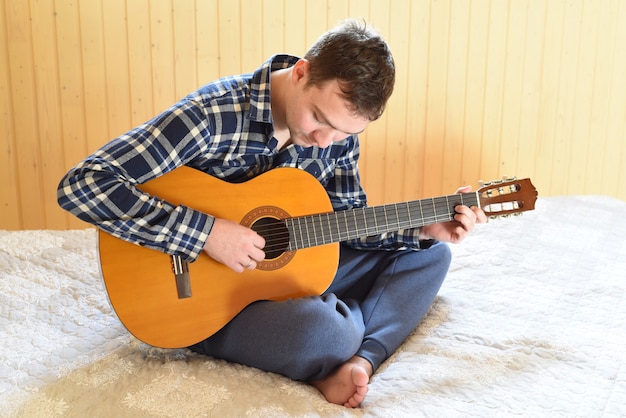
<box><xmin>454</xmin><ymin>206</ymin><xmax>477</xmax><ymax>231</ymax></box>
<box><xmin>455</xmin><ymin>225</ymin><xmax>469</xmax><ymax>240</ymax></box>
<box><xmin>472</xmin><ymin>207</ymin><xmax>489</xmax><ymax>224</ymax></box>
<box><xmin>231</xmin><ymin>262</ymin><xmax>245</xmax><ymax>273</ymax></box>
<box><xmin>250</xmin><ymin>232</ymin><xmax>266</xmax><ymax>249</ymax></box>
<box><xmin>242</xmin><ymin>258</ymin><xmax>256</xmax><ymax>270</ymax></box>
<box><xmin>455</xmin><ymin>185</ymin><xmax>472</xmax><ymax>194</ymax></box>
<box><xmin>237</xmin><ymin>258</ymin><xmax>254</xmax><ymax>271</ymax></box>
<box><xmin>452</xmin><ymin>217</ymin><xmax>472</xmax><ymax>235</ymax></box>
<box><xmin>249</xmin><ymin>247</ymin><xmax>266</xmax><ymax>263</ymax></box>
<box><xmin>449</xmin><ymin>224</ymin><xmax>468</xmax><ymax>244</ymax></box>
<box><xmin>455</xmin><ymin>205</ymin><xmax>476</xmax><ymax>222</ymax></box>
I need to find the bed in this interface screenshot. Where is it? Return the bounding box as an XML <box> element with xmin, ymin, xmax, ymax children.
<box><xmin>1</xmin><ymin>195</ymin><xmax>625</xmax><ymax>417</ymax></box>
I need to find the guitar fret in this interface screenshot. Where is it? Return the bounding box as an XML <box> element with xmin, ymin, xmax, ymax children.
<box><xmin>361</xmin><ymin>208</ymin><xmax>368</xmax><ymax>235</ymax></box>
<box><xmin>309</xmin><ymin>215</ymin><xmax>316</xmax><ymax>246</ymax></box>
<box><xmin>306</xmin><ymin>216</ymin><xmax>315</xmax><ymax>247</ymax></box>
<box><xmin>385</xmin><ymin>206</ymin><xmax>395</xmax><ymax>233</ymax></box>
<box><xmin>311</xmin><ymin>216</ymin><xmax>318</xmax><ymax>246</ymax></box>
<box><xmin>293</xmin><ymin>217</ymin><xmax>303</xmax><ymax>250</ymax></box>
<box><xmin>429</xmin><ymin>198</ymin><xmax>437</xmax><ymax>223</ymax></box>
<box><xmin>380</xmin><ymin>207</ymin><xmax>388</xmax><ymax>234</ymax></box>
<box><xmin>287</xmin><ymin>218</ymin><xmax>295</xmax><ymax>251</ymax></box>
<box><xmin>360</xmin><ymin>208</ymin><xmax>368</xmax><ymax>235</ymax></box>
<box><xmin>353</xmin><ymin>209</ymin><xmax>362</xmax><ymax>236</ymax></box>
<box><xmin>438</xmin><ymin>197</ymin><xmax>446</xmax><ymax>222</ymax></box>
<box><xmin>397</xmin><ymin>204</ymin><xmax>404</xmax><ymax>230</ymax></box>
<box><xmin>361</xmin><ymin>208</ymin><xmax>369</xmax><ymax>236</ymax></box>
<box><xmin>323</xmin><ymin>213</ymin><xmax>331</xmax><ymax>244</ymax></box>
<box><xmin>321</xmin><ymin>213</ymin><xmax>330</xmax><ymax>244</ymax></box>
<box><xmin>332</xmin><ymin>213</ymin><xmax>339</xmax><ymax>243</ymax></box>
<box><xmin>319</xmin><ymin>214</ymin><xmax>326</xmax><ymax>245</ymax></box>
<box><xmin>373</xmin><ymin>207</ymin><xmax>384</xmax><ymax>235</ymax></box>
<box><xmin>286</xmin><ymin>218</ymin><xmax>294</xmax><ymax>250</ymax></box>
<box><xmin>286</xmin><ymin>218</ymin><xmax>293</xmax><ymax>250</ymax></box>
<box><xmin>334</xmin><ymin>212</ymin><xmax>342</xmax><ymax>242</ymax></box>
<box><xmin>295</xmin><ymin>218</ymin><xmax>302</xmax><ymax>250</ymax></box>
<box><xmin>393</xmin><ymin>204</ymin><xmax>400</xmax><ymax>231</ymax></box>
<box><xmin>322</xmin><ymin>213</ymin><xmax>329</xmax><ymax>244</ymax></box>
<box><xmin>299</xmin><ymin>217</ymin><xmax>306</xmax><ymax>249</ymax></box>
<box><xmin>405</xmin><ymin>201</ymin><xmax>411</xmax><ymax>229</ymax></box>
<box><xmin>357</xmin><ymin>208</ymin><xmax>366</xmax><ymax>237</ymax></box>
<box><xmin>315</xmin><ymin>214</ymin><xmax>326</xmax><ymax>245</ymax></box>
<box><xmin>361</xmin><ymin>208</ymin><xmax>374</xmax><ymax>236</ymax></box>
<box><xmin>442</xmin><ymin>196</ymin><xmax>449</xmax><ymax>222</ymax></box>
<box><xmin>306</xmin><ymin>216</ymin><xmax>314</xmax><ymax>247</ymax></box>
<box><xmin>416</xmin><ymin>200</ymin><xmax>423</xmax><ymax>227</ymax></box>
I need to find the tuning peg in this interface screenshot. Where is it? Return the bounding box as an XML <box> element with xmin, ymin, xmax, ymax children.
<box><xmin>480</xmin><ymin>177</ymin><xmax>519</xmax><ymax>187</ymax></box>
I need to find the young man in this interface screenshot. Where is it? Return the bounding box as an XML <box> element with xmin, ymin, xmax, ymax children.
<box><xmin>58</xmin><ymin>19</ymin><xmax>486</xmax><ymax>407</ymax></box>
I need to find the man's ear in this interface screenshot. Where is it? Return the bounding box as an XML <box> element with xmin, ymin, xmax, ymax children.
<box><xmin>291</xmin><ymin>59</ymin><xmax>310</xmax><ymax>85</ymax></box>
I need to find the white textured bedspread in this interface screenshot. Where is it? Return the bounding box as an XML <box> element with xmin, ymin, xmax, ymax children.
<box><xmin>1</xmin><ymin>196</ymin><xmax>625</xmax><ymax>417</ymax></box>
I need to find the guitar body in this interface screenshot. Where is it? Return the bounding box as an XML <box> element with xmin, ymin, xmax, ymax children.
<box><xmin>98</xmin><ymin>166</ymin><xmax>338</xmax><ymax>348</ymax></box>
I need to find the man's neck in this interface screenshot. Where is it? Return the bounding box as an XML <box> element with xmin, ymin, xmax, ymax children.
<box><xmin>269</xmin><ymin>68</ymin><xmax>292</xmax><ymax>150</ymax></box>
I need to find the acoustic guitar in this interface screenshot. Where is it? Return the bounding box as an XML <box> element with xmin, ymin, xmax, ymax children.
<box><xmin>98</xmin><ymin>166</ymin><xmax>537</xmax><ymax>348</ymax></box>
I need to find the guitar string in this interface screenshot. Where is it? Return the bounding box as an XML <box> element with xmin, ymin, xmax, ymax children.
<box><xmin>252</xmin><ymin>194</ymin><xmax>474</xmax><ymax>252</ymax></box>
<box><xmin>235</xmin><ymin>185</ymin><xmax>527</xmax><ymax>253</ymax></box>
<box><xmin>257</xmin><ymin>214</ymin><xmax>448</xmax><ymax>252</ymax></box>
<box><xmin>252</xmin><ymin>196</ymin><xmax>470</xmax><ymax>252</ymax></box>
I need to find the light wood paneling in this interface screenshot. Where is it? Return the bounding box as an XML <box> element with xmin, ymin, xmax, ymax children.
<box><xmin>1</xmin><ymin>0</ymin><xmax>625</xmax><ymax>230</ymax></box>
<box><xmin>0</xmin><ymin>0</ymin><xmax>20</xmax><ymax>228</ymax></box>
<box><xmin>5</xmin><ymin>0</ymin><xmax>46</xmax><ymax>229</ymax></box>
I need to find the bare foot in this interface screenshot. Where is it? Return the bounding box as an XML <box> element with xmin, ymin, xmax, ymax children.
<box><xmin>311</xmin><ymin>356</ymin><xmax>373</xmax><ymax>408</ymax></box>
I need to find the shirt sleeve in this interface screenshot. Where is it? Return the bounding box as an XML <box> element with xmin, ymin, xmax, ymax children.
<box><xmin>57</xmin><ymin>99</ymin><xmax>215</xmax><ymax>262</ymax></box>
<box><xmin>325</xmin><ymin>135</ymin><xmax>429</xmax><ymax>251</ymax></box>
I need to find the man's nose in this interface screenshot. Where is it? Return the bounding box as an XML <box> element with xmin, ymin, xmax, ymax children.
<box><xmin>313</xmin><ymin>129</ymin><xmax>336</xmax><ymax>148</ymax></box>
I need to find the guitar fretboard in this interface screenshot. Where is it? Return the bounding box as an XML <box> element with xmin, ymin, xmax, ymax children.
<box><xmin>286</xmin><ymin>192</ymin><xmax>480</xmax><ymax>250</ymax></box>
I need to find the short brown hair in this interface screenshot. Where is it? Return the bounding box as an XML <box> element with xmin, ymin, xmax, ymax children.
<box><xmin>304</xmin><ymin>19</ymin><xmax>395</xmax><ymax>121</ymax></box>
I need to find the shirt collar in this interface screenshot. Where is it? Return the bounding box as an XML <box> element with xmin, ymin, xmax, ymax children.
<box><xmin>248</xmin><ymin>54</ymin><xmax>300</xmax><ymax>124</ymax></box>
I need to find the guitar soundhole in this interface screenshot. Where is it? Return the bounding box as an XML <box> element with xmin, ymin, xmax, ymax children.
<box><xmin>251</xmin><ymin>217</ymin><xmax>290</xmax><ymax>260</ymax></box>
<box><xmin>241</xmin><ymin>206</ymin><xmax>296</xmax><ymax>271</ymax></box>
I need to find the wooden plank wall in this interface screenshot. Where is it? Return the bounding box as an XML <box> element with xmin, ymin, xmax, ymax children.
<box><xmin>2</xmin><ymin>0</ymin><xmax>625</xmax><ymax>230</ymax></box>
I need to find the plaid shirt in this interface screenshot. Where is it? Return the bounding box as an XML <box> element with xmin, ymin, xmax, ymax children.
<box><xmin>58</xmin><ymin>55</ymin><xmax>425</xmax><ymax>262</ymax></box>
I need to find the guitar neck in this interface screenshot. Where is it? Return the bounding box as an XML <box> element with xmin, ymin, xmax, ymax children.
<box><xmin>286</xmin><ymin>192</ymin><xmax>479</xmax><ymax>250</ymax></box>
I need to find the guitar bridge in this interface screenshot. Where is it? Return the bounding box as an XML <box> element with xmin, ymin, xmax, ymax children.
<box><xmin>171</xmin><ymin>255</ymin><xmax>192</xmax><ymax>299</ymax></box>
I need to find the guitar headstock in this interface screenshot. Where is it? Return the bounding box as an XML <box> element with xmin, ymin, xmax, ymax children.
<box><xmin>478</xmin><ymin>177</ymin><xmax>538</xmax><ymax>218</ymax></box>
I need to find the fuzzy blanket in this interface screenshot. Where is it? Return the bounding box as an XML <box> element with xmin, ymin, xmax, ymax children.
<box><xmin>1</xmin><ymin>196</ymin><xmax>625</xmax><ymax>417</ymax></box>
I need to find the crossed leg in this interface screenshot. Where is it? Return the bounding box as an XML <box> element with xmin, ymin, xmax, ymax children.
<box><xmin>189</xmin><ymin>244</ymin><xmax>451</xmax><ymax>408</ymax></box>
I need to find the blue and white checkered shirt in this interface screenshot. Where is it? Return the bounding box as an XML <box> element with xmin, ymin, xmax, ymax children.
<box><xmin>57</xmin><ymin>55</ymin><xmax>425</xmax><ymax>262</ymax></box>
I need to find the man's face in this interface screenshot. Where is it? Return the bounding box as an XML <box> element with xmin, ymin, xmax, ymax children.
<box><xmin>286</xmin><ymin>76</ymin><xmax>369</xmax><ymax>149</ymax></box>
